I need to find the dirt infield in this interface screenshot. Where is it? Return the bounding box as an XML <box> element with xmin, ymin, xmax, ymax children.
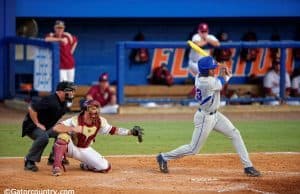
<box><xmin>0</xmin><ymin>153</ymin><xmax>299</xmax><ymax>194</ymax></box>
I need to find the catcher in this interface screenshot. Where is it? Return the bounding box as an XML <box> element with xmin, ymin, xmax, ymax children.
<box><xmin>51</xmin><ymin>99</ymin><xmax>144</xmax><ymax>176</ymax></box>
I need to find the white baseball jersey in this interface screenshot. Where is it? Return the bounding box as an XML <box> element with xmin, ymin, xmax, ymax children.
<box><xmin>263</xmin><ymin>70</ymin><xmax>291</xmax><ymax>97</ymax></box>
<box><xmin>195</xmin><ymin>76</ymin><xmax>222</xmax><ymax>113</ymax></box>
<box><xmin>189</xmin><ymin>34</ymin><xmax>218</xmax><ymax>62</ymax></box>
<box><xmin>161</xmin><ymin>75</ymin><xmax>254</xmax><ymax>169</ymax></box>
<box><xmin>292</xmin><ymin>75</ymin><xmax>300</xmax><ymax>93</ymax></box>
<box><xmin>188</xmin><ymin>33</ymin><xmax>218</xmax><ymax>75</ymax></box>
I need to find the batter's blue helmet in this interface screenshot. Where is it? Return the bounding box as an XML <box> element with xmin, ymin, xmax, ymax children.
<box><xmin>197</xmin><ymin>56</ymin><xmax>218</xmax><ymax>74</ymax></box>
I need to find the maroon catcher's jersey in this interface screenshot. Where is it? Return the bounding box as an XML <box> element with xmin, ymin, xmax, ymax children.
<box><xmin>61</xmin><ymin>114</ymin><xmax>117</xmax><ymax>148</ymax></box>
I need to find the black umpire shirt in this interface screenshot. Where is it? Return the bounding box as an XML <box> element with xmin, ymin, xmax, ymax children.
<box><xmin>22</xmin><ymin>93</ymin><xmax>67</xmax><ymax>137</ymax></box>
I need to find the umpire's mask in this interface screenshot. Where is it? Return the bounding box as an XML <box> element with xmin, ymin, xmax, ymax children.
<box><xmin>64</xmin><ymin>90</ymin><xmax>75</xmax><ymax>108</ymax></box>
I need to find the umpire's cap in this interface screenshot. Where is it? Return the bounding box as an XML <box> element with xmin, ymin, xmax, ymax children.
<box><xmin>56</xmin><ymin>81</ymin><xmax>76</xmax><ymax>92</ymax></box>
<box><xmin>198</xmin><ymin>56</ymin><xmax>218</xmax><ymax>72</ymax></box>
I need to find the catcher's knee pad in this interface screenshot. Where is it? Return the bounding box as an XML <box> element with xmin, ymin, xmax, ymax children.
<box><xmin>58</xmin><ymin>133</ymin><xmax>71</xmax><ymax>142</ymax></box>
<box><xmin>53</xmin><ymin>138</ymin><xmax>68</xmax><ymax>170</ymax></box>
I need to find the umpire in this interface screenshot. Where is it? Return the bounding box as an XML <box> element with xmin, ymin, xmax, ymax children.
<box><xmin>22</xmin><ymin>81</ymin><xmax>76</xmax><ymax>172</ymax></box>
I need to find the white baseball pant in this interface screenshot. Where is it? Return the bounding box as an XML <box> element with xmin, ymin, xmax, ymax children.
<box><xmin>66</xmin><ymin>140</ymin><xmax>109</xmax><ymax>171</ymax></box>
<box><xmin>60</xmin><ymin>68</ymin><xmax>75</xmax><ymax>82</ymax></box>
<box><xmin>161</xmin><ymin>110</ymin><xmax>253</xmax><ymax>168</ymax></box>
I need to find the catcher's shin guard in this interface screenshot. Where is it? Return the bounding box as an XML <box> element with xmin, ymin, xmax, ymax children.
<box><xmin>52</xmin><ymin>138</ymin><xmax>68</xmax><ymax>176</ymax></box>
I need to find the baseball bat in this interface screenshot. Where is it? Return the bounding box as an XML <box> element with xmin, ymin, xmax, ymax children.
<box><xmin>187</xmin><ymin>40</ymin><xmax>227</xmax><ymax>67</ymax></box>
<box><xmin>187</xmin><ymin>40</ymin><xmax>209</xmax><ymax>56</ymax></box>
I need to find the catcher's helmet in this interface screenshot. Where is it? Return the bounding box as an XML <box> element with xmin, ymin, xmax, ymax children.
<box><xmin>198</xmin><ymin>56</ymin><xmax>218</xmax><ymax>75</ymax></box>
<box><xmin>80</xmin><ymin>99</ymin><xmax>100</xmax><ymax>111</ymax></box>
<box><xmin>198</xmin><ymin>23</ymin><xmax>209</xmax><ymax>32</ymax></box>
<box><xmin>56</xmin><ymin>81</ymin><xmax>76</xmax><ymax>92</ymax></box>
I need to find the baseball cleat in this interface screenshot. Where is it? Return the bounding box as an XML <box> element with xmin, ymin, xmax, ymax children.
<box><xmin>52</xmin><ymin>167</ymin><xmax>62</xmax><ymax>176</ymax></box>
<box><xmin>24</xmin><ymin>158</ymin><xmax>38</xmax><ymax>172</ymax></box>
<box><xmin>244</xmin><ymin>167</ymin><xmax>261</xmax><ymax>177</ymax></box>
<box><xmin>156</xmin><ymin>154</ymin><xmax>169</xmax><ymax>173</ymax></box>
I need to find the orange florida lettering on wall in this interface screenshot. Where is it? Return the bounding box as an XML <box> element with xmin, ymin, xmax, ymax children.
<box><xmin>281</xmin><ymin>48</ymin><xmax>294</xmax><ymax>74</ymax></box>
<box><xmin>151</xmin><ymin>48</ymin><xmax>173</xmax><ymax>70</ymax></box>
<box><xmin>248</xmin><ymin>48</ymin><xmax>294</xmax><ymax>76</ymax></box>
<box><xmin>232</xmin><ymin>48</ymin><xmax>294</xmax><ymax>76</ymax></box>
<box><xmin>151</xmin><ymin>48</ymin><xmax>295</xmax><ymax>79</ymax></box>
<box><xmin>151</xmin><ymin>48</ymin><xmax>188</xmax><ymax>78</ymax></box>
<box><xmin>247</xmin><ymin>48</ymin><xmax>264</xmax><ymax>76</ymax></box>
<box><xmin>250</xmin><ymin>48</ymin><xmax>272</xmax><ymax>76</ymax></box>
<box><xmin>170</xmin><ymin>48</ymin><xmax>188</xmax><ymax>77</ymax></box>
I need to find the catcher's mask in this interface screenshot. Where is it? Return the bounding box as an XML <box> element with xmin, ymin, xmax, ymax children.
<box><xmin>82</xmin><ymin>100</ymin><xmax>100</xmax><ymax>119</ymax></box>
<box><xmin>64</xmin><ymin>90</ymin><xmax>75</xmax><ymax>108</ymax></box>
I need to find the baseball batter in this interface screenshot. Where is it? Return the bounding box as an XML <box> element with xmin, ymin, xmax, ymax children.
<box><xmin>188</xmin><ymin>23</ymin><xmax>220</xmax><ymax>75</ymax></box>
<box><xmin>51</xmin><ymin>100</ymin><xmax>143</xmax><ymax>176</ymax></box>
<box><xmin>157</xmin><ymin>56</ymin><xmax>261</xmax><ymax>177</ymax></box>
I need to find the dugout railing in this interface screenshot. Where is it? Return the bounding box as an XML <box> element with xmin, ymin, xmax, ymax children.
<box><xmin>117</xmin><ymin>41</ymin><xmax>300</xmax><ymax>105</ymax></box>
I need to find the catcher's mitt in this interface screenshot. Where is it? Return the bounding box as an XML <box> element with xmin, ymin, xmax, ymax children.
<box><xmin>131</xmin><ymin>126</ymin><xmax>144</xmax><ymax>143</ymax></box>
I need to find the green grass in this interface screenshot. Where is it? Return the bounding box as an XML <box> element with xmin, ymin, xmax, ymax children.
<box><xmin>0</xmin><ymin>120</ymin><xmax>299</xmax><ymax>157</ymax></box>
